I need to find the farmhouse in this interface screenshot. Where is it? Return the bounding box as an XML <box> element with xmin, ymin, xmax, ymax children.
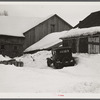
<box><xmin>61</xmin><ymin>26</ymin><xmax>100</xmax><ymax>54</ymax></box>
<box><xmin>23</xmin><ymin>14</ymin><xmax>72</xmax><ymax>50</ymax></box>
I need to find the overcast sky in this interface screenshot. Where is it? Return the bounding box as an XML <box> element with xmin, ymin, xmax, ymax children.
<box><xmin>0</xmin><ymin>2</ymin><xmax>100</xmax><ymax>26</ymax></box>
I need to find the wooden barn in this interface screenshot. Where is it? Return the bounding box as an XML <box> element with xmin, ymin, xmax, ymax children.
<box><xmin>23</xmin><ymin>14</ymin><xmax>72</xmax><ymax>50</ymax></box>
<box><xmin>61</xmin><ymin>27</ymin><xmax>100</xmax><ymax>54</ymax></box>
<box><xmin>0</xmin><ymin>16</ymin><xmax>28</xmax><ymax>58</ymax></box>
<box><xmin>61</xmin><ymin>11</ymin><xmax>100</xmax><ymax>54</ymax></box>
<box><xmin>0</xmin><ymin>35</ymin><xmax>24</xmax><ymax>58</ymax></box>
<box><xmin>75</xmin><ymin>11</ymin><xmax>100</xmax><ymax>28</ymax></box>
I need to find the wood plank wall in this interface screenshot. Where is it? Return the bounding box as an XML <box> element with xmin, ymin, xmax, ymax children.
<box><xmin>0</xmin><ymin>36</ymin><xmax>24</xmax><ymax>57</ymax></box>
<box><xmin>23</xmin><ymin>15</ymin><xmax>72</xmax><ymax>50</ymax></box>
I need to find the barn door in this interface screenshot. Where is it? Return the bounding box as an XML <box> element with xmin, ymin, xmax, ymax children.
<box><xmin>88</xmin><ymin>44</ymin><xmax>99</xmax><ymax>54</ymax></box>
<box><xmin>88</xmin><ymin>36</ymin><xmax>100</xmax><ymax>54</ymax></box>
<box><xmin>50</xmin><ymin>24</ymin><xmax>55</xmax><ymax>33</ymax></box>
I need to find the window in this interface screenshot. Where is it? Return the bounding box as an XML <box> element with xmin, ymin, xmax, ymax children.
<box><xmin>51</xmin><ymin>24</ymin><xmax>55</xmax><ymax>33</ymax></box>
<box><xmin>60</xmin><ymin>50</ymin><xmax>69</xmax><ymax>53</ymax></box>
<box><xmin>88</xmin><ymin>36</ymin><xmax>99</xmax><ymax>43</ymax></box>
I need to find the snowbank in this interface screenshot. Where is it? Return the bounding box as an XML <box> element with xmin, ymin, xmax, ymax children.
<box><xmin>24</xmin><ymin>31</ymin><xmax>67</xmax><ymax>52</ymax></box>
<box><xmin>0</xmin><ymin>51</ymin><xmax>100</xmax><ymax>93</ymax></box>
<box><xmin>0</xmin><ymin>55</ymin><xmax>11</xmax><ymax>61</ymax></box>
<box><xmin>61</xmin><ymin>26</ymin><xmax>100</xmax><ymax>39</ymax></box>
<box><xmin>15</xmin><ymin>51</ymin><xmax>52</xmax><ymax>69</ymax></box>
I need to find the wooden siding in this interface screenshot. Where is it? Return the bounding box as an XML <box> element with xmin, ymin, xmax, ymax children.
<box><xmin>88</xmin><ymin>35</ymin><xmax>100</xmax><ymax>54</ymax></box>
<box><xmin>23</xmin><ymin>28</ymin><xmax>35</xmax><ymax>49</ymax></box>
<box><xmin>74</xmin><ymin>11</ymin><xmax>100</xmax><ymax>28</ymax></box>
<box><xmin>34</xmin><ymin>15</ymin><xmax>71</xmax><ymax>43</ymax></box>
<box><xmin>72</xmin><ymin>38</ymin><xmax>77</xmax><ymax>53</ymax></box>
<box><xmin>79</xmin><ymin>37</ymin><xmax>88</xmax><ymax>53</ymax></box>
<box><xmin>63</xmin><ymin>37</ymin><xmax>88</xmax><ymax>53</ymax></box>
<box><xmin>0</xmin><ymin>35</ymin><xmax>24</xmax><ymax>58</ymax></box>
<box><xmin>62</xmin><ymin>34</ymin><xmax>100</xmax><ymax>54</ymax></box>
<box><xmin>63</xmin><ymin>39</ymin><xmax>77</xmax><ymax>53</ymax></box>
<box><xmin>23</xmin><ymin>15</ymin><xmax>72</xmax><ymax>49</ymax></box>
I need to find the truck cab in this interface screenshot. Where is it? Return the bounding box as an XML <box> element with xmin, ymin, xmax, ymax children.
<box><xmin>47</xmin><ymin>47</ymin><xmax>76</xmax><ymax>69</ymax></box>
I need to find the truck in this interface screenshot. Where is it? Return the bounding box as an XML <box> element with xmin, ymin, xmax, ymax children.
<box><xmin>47</xmin><ymin>47</ymin><xmax>76</xmax><ymax>69</ymax></box>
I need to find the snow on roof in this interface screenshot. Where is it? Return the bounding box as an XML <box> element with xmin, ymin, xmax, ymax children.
<box><xmin>24</xmin><ymin>31</ymin><xmax>67</xmax><ymax>52</ymax></box>
<box><xmin>0</xmin><ymin>14</ymin><xmax>56</xmax><ymax>37</ymax></box>
<box><xmin>0</xmin><ymin>16</ymin><xmax>43</xmax><ymax>37</ymax></box>
<box><xmin>61</xmin><ymin>26</ymin><xmax>100</xmax><ymax>39</ymax></box>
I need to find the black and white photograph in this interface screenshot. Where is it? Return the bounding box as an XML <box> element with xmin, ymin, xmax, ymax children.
<box><xmin>0</xmin><ymin>1</ymin><xmax>100</xmax><ymax>98</ymax></box>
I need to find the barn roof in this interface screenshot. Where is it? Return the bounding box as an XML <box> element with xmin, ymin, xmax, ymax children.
<box><xmin>0</xmin><ymin>16</ymin><xmax>43</xmax><ymax>37</ymax></box>
<box><xmin>61</xmin><ymin>26</ymin><xmax>100</xmax><ymax>39</ymax></box>
<box><xmin>0</xmin><ymin>14</ymin><xmax>72</xmax><ymax>37</ymax></box>
<box><xmin>24</xmin><ymin>31</ymin><xmax>67</xmax><ymax>52</ymax></box>
<box><xmin>74</xmin><ymin>10</ymin><xmax>100</xmax><ymax>28</ymax></box>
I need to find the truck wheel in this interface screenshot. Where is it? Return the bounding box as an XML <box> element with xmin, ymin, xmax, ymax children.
<box><xmin>70</xmin><ymin>58</ymin><xmax>76</xmax><ymax>66</ymax></box>
<box><xmin>53</xmin><ymin>62</ymin><xmax>63</xmax><ymax>69</ymax></box>
<box><xmin>47</xmin><ymin>58</ymin><xmax>52</xmax><ymax>67</ymax></box>
<box><xmin>47</xmin><ymin>60</ymin><xmax>50</xmax><ymax>67</ymax></box>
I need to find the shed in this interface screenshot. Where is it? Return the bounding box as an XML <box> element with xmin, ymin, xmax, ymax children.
<box><xmin>61</xmin><ymin>26</ymin><xmax>100</xmax><ymax>54</ymax></box>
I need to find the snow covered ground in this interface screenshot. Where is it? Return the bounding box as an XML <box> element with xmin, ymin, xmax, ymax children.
<box><xmin>0</xmin><ymin>51</ymin><xmax>100</xmax><ymax>98</ymax></box>
<box><xmin>1</xmin><ymin>26</ymin><xmax>100</xmax><ymax>98</ymax></box>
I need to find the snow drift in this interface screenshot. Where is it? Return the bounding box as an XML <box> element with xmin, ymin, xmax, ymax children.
<box><xmin>0</xmin><ymin>51</ymin><xmax>100</xmax><ymax>93</ymax></box>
